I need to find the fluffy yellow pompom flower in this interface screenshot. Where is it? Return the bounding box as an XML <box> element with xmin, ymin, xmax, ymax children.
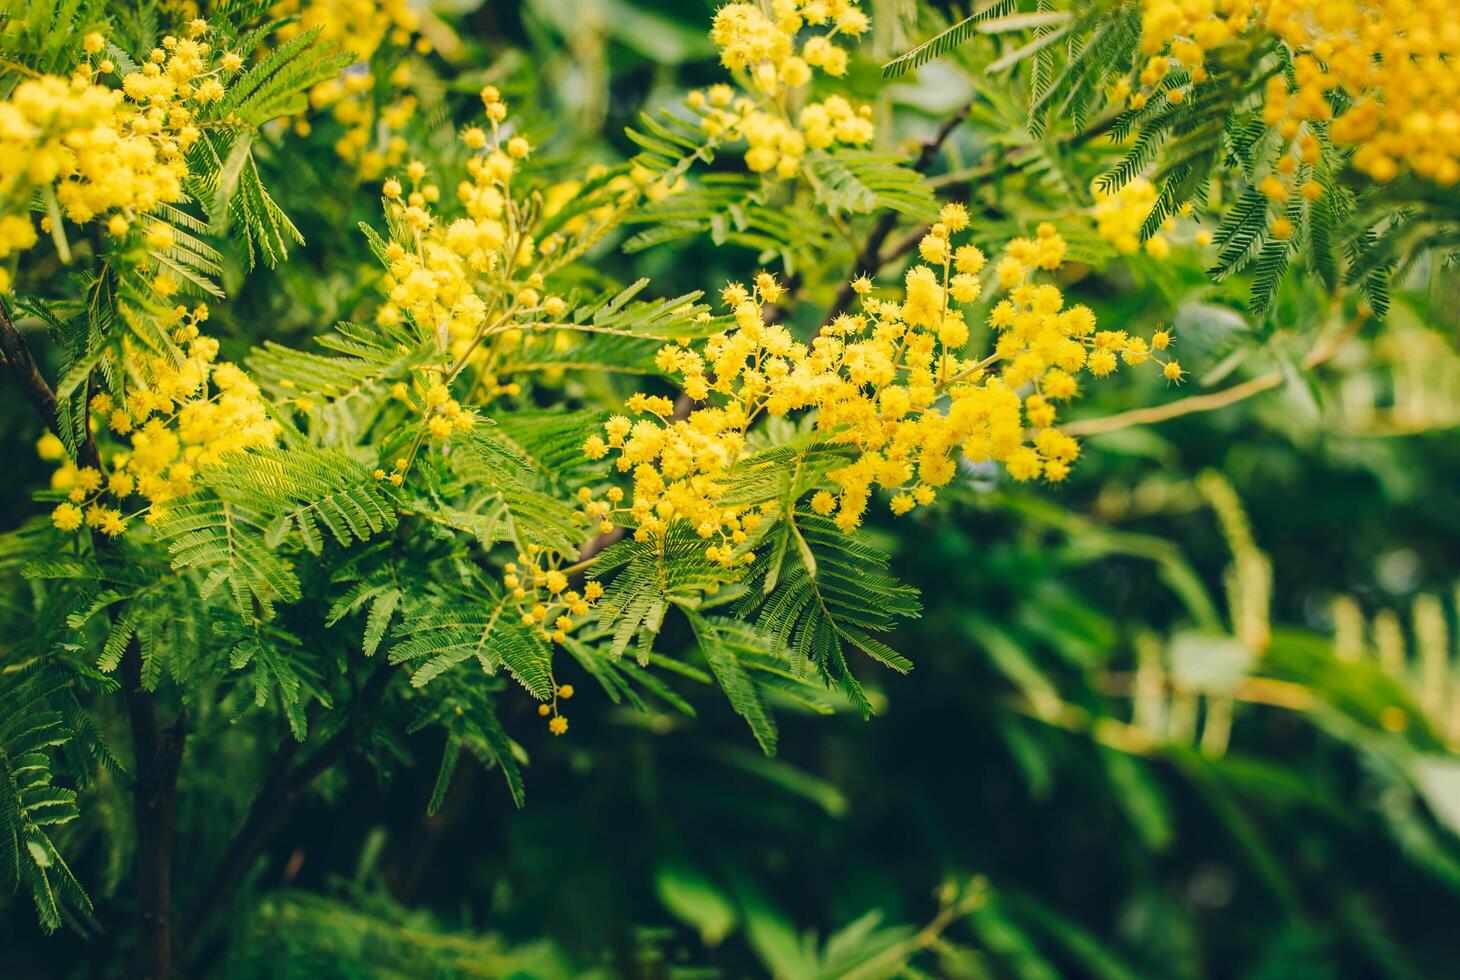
<box><xmin>43</xmin><ymin>306</ymin><xmax>279</xmax><ymax>534</ymax></box>
<box><xmin>36</xmin><ymin>432</ymin><xmax>66</xmax><ymax>461</ymax></box>
<box><xmin>51</xmin><ymin>502</ymin><xmax>84</xmax><ymax>532</ymax></box>
<box><xmin>1137</xmin><ymin>0</ymin><xmax>1460</xmax><ymax>186</ymax></box>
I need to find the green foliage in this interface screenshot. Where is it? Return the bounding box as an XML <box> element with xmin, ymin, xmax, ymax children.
<box><xmin>1</xmin><ymin>1</ymin><xmax>1458</xmax><ymax>977</ymax></box>
<box><xmin>389</xmin><ymin>568</ymin><xmax>555</xmax><ymax>699</ymax></box>
<box><xmin>0</xmin><ymin>663</ymin><xmax>97</xmax><ymax>933</ymax></box>
<box><xmin>627</xmin><ymin>105</ymin><xmax>720</xmax><ymax>180</ymax></box>
<box><xmin>155</xmin><ymin>446</ymin><xmax>396</xmax><ymax>619</ymax></box>
<box><xmin>216</xmin><ymin>613</ymin><xmax>329</xmax><ymax>740</ymax></box>
<box><xmin>592</xmin><ymin>525</ymin><xmax>738</xmax><ymax>664</ymax></box>
<box><xmin>739</xmin><ymin>511</ymin><xmax>920</xmax><ymax>718</ymax></box>
<box><xmin>803</xmin><ymin>151</ymin><xmax>940</xmax><ymax>222</ymax></box>
<box><xmin>880</xmin><ymin>2</ymin><xmax>1021</xmax><ymax>79</ymax></box>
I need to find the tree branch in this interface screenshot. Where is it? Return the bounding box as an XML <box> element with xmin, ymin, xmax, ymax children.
<box><xmin>819</xmin><ymin>101</ymin><xmax>975</xmax><ymax>326</ymax></box>
<box><xmin>123</xmin><ymin>641</ymin><xmax>186</xmax><ymax>980</ymax></box>
<box><xmin>0</xmin><ymin>297</ymin><xmax>61</xmax><ymax>430</ymax></box>
<box><xmin>4</xmin><ymin>295</ymin><xmax>180</xmax><ymax>977</ymax></box>
<box><xmin>814</xmin><ymin>108</ymin><xmax>1127</xmax><ymax>331</ymax></box>
<box><xmin>0</xmin><ymin>296</ymin><xmax>101</xmax><ymax>470</ymax></box>
<box><xmin>179</xmin><ymin>662</ymin><xmax>394</xmax><ymax>959</ymax></box>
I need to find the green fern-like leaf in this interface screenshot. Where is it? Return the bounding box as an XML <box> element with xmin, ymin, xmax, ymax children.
<box><xmin>684</xmin><ymin>609</ymin><xmax>779</xmax><ymax>754</ymax></box>
<box><xmin>496</xmin><ymin>279</ymin><xmax>720</xmax><ymax>378</ymax></box>
<box><xmin>804</xmin><ymin>150</ymin><xmax>940</xmax><ymax>222</ymax></box>
<box><xmin>203</xmin><ymin>446</ymin><xmax>398</xmax><ymax>555</ymax></box>
<box><xmin>0</xmin><ymin>662</ymin><xmax>97</xmax><ymax>932</ymax></box>
<box><xmin>153</xmin><ymin>494</ymin><xmax>301</xmax><ymax>618</ymax></box>
<box><xmin>628</xmin><ymin>106</ymin><xmax>720</xmax><ymax>179</ymax></box>
<box><xmin>592</xmin><ymin>525</ymin><xmax>739</xmax><ymax>665</ymax></box>
<box><xmin>247</xmin><ymin>319</ymin><xmax>430</xmax><ymax>438</ymax></box>
<box><xmin>213</xmin><ymin>27</ymin><xmax>352</xmax><ymax>128</ymax></box>
<box><xmin>389</xmin><ymin>571</ymin><xmax>556</xmax><ymax>700</ymax></box>
<box><xmin>406</xmin><ymin>671</ymin><xmax>527</xmax><ymax>807</ymax></box>
<box><xmin>738</xmin><ymin>511</ymin><xmax>921</xmax><ymax>718</ymax></box>
<box><xmin>216</xmin><ymin>615</ymin><xmax>330</xmax><ymax>740</ymax></box>
<box><xmin>448</xmin><ymin>427</ymin><xmax>586</xmax><ymax>557</ymax></box>
<box><xmin>880</xmin><ymin>0</ymin><xmax>1018</xmax><ymax>78</ymax></box>
<box><xmin>154</xmin><ymin>446</ymin><xmax>397</xmax><ymax>618</ymax></box>
<box><xmin>621</xmin><ymin>174</ymin><xmax>836</xmax><ymax>269</ymax></box>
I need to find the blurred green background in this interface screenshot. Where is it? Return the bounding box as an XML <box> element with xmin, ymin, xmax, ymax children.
<box><xmin>4</xmin><ymin>0</ymin><xmax>1460</xmax><ymax>976</ymax></box>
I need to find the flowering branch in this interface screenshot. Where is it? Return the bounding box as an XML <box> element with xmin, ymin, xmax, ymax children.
<box><xmin>1063</xmin><ymin>307</ymin><xmax>1365</xmax><ymax>437</ymax></box>
<box><xmin>2</xmin><ymin>300</ymin><xmax>181</xmax><ymax>979</ymax></box>
<box><xmin>816</xmin><ymin>101</ymin><xmax>974</xmax><ymax>327</ymax></box>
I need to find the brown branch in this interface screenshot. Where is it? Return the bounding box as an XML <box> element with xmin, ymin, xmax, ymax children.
<box><xmin>123</xmin><ymin>642</ymin><xmax>186</xmax><ymax>980</ymax></box>
<box><xmin>4</xmin><ymin>295</ymin><xmax>179</xmax><ymax>977</ymax></box>
<box><xmin>395</xmin><ymin>759</ymin><xmax>477</xmax><ymax>901</ymax></box>
<box><xmin>0</xmin><ymin>297</ymin><xmax>61</xmax><ymax>432</ymax></box>
<box><xmin>179</xmin><ymin>662</ymin><xmax>393</xmax><ymax>960</ymax></box>
<box><xmin>935</xmin><ymin>109</ymin><xmax>1123</xmax><ymax>200</ymax></box>
<box><xmin>0</xmin><ymin>296</ymin><xmax>101</xmax><ymax>470</ymax></box>
<box><xmin>819</xmin><ymin>108</ymin><xmax>1129</xmax><ymax>331</ymax></box>
<box><xmin>819</xmin><ymin>102</ymin><xmax>975</xmax><ymax>327</ymax></box>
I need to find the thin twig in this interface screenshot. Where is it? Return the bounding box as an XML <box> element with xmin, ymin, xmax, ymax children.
<box><xmin>180</xmin><ymin>662</ymin><xmax>394</xmax><ymax>961</ymax></box>
<box><xmin>840</xmin><ymin>878</ymin><xmax>988</xmax><ymax>980</ymax></box>
<box><xmin>818</xmin><ymin>108</ymin><xmax>1123</xmax><ymax>332</ymax></box>
<box><xmin>818</xmin><ymin>101</ymin><xmax>976</xmax><ymax>328</ymax></box>
<box><xmin>1064</xmin><ymin>309</ymin><xmax>1365</xmax><ymax>437</ymax></box>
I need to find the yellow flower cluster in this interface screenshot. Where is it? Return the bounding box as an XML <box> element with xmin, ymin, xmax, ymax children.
<box><xmin>586</xmin><ymin>204</ymin><xmax>1181</xmax><ymax>557</ymax></box>
<box><xmin>0</xmin><ymin>22</ymin><xmax>237</xmax><ymax>289</ymax></box>
<box><xmin>711</xmin><ymin>0</ymin><xmax>869</xmax><ymax>82</ymax></box>
<box><xmin>47</xmin><ymin>305</ymin><xmax>279</xmax><ymax>535</ymax></box>
<box><xmin>502</xmin><ymin>546</ymin><xmax>605</xmax><ymax>646</ymax></box>
<box><xmin>1093</xmin><ymin>177</ymin><xmax>1160</xmax><ymax>256</ymax></box>
<box><xmin>0</xmin><ymin>77</ymin><xmax>178</xmax><ymax>229</ymax></box>
<box><xmin>582</xmin><ymin>382</ymin><xmax>776</xmax><ymax>562</ymax></box>
<box><xmin>277</xmin><ymin>0</ymin><xmax>427</xmax><ymax>177</ymax></box>
<box><xmin>1090</xmin><ymin>177</ymin><xmax>1193</xmax><ymax>257</ymax></box>
<box><xmin>278</xmin><ymin>0</ymin><xmax>422</xmax><ymax>63</ymax></box>
<box><xmin>1262</xmin><ymin>0</ymin><xmax>1459</xmax><ymax>185</ymax></box>
<box><xmin>1136</xmin><ymin>0</ymin><xmax>1459</xmax><ymax>185</ymax></box>
<box><xmin>538</xmin><ymin>682</ymin><xmax>574</xmax><ymax>735</ymax></box>
<box><xmin>375</xmin><ymin>90</ymin><xmax>536</xmax><ymax>360</ymax></box>
<box><xmin>1117</xmin><ymin>0</ymin><xmax>1240</xmax><ymax>112</ymax></box>
<box><xmin>373</xmin><ymin>89</ymin><xmax>669</xmax><ymax>460</ymax></box>
<box><xmin>0</xmin><ymin>22</ymin><xmax>248</xmax><ymax>292</ymax></box>
<box><xmin>500</xmin><ymin>543</ymin><xmax>606</xmax><ymax>733</ymax></box>
<box><xmin>574</xmin><ymin>484</ymin><xmax>627</xmax><ymax>536</ymax></box>
<box><xmin>694</xmin><ymin>0</ymin><xmax>873</xmax><ymax>177</ymax></box>
<box><xmin>1139</xmin><ymin>0</ymin><xmax>1252</xmax><ymax>68</ymax></box>
<box><xmin>395</xmin><ymin>370</ymin><xmax>478</xmax><ymax>441</ymax></box>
